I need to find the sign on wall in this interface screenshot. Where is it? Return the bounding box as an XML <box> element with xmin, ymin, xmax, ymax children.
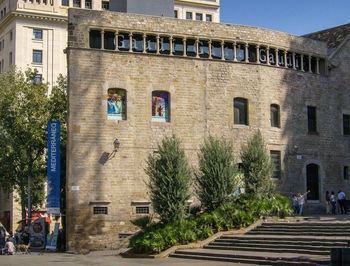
<box><xmin>47</xmin><ymin>121</ymin><xmax>60</xmax><ymax>215</ymax></box>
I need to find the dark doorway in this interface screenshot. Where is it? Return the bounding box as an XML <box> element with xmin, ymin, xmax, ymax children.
<box><xmin>306</xmin><ymin>164</ymin><xmax>319</xmax><ymax>200</ymax></box>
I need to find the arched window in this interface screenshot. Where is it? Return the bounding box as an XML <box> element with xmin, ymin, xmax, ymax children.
<box><xmin>107</xmin><ymin>89</ymin><xmax>126</xmax><ymax>120</ymax></box>
<box><xmin>270</xmin><ymin>104</ymin><xmax>280</xmax><ymax>128</ymax></box>
<box><xmin>234</xmin><ymin>98</ymin><xmax>248</xmax><ymax>125</ymax></box>
<box><xmin>152</xmin><ymin>91</ymin><xmax>169</xmax><ymax>122</ymax></box>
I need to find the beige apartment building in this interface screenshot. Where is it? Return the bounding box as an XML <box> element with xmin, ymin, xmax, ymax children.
<box><xmin>0</xmin><ymin>0</ymin><xmax>220</xmax><ymax>233</ymax></box>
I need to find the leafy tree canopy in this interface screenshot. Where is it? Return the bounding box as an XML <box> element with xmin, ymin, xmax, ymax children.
<box><xmin>0</xmin><ymin>68</ymin><xmax>67</xmax><ymax>220</ymax></box>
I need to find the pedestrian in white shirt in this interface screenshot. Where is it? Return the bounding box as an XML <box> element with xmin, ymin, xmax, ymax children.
<box><xmin>338</xmin><ymin>189</ymin><xmax>346</xmax><ymax>214</ymax></box>
<box><xmin>297</xmin><ymin>190</ymin><xmax>310</xmax><ymax>216</ymax></box>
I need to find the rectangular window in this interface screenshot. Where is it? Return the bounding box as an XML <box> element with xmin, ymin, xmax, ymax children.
<box><xmin>85</xmin><ymin>0</ymin><xmax>92</xmax><ymax>9</ymax></box>
<box><xmin>73</xmin><ymin>0</ymin><xmax>81</xmax><ymax>7</ymax></box>
<box><xmin>33</xmin><ymin>50</ymin><xmax>42</xmax><ymax>63</ymax></box>
<box><xmin>93</xmin><ymin>207</ymin><xmax>108</xmax><ymax>214</ymax></box>
<box><xmin>344</xmin><ymin>114</ymin><xmax>350</xmax><ymax>135</ymax></box>
<box><xmin>33</xmin><ymin>74</ymin><xmax>42</xmax><ymax>84</ymax></box>
<box><xmin>307</xmin><ymin>106</ymin><xmax>317</xmax><ymax>133</ymax></box>
<box><xmin>33</xmin><ymin>29</ymin><xmax>43</xmax><ymax>40</ymax></box>
<box><xmin>174</xmin><ymin>10</ymin><xmax>178</xmax><ymax>18</ymax></box>
<box><xmin>270</xmin><ymin>151</ymin><xmax>281</xmax><ymax>179</ymax></box>
<box><xmin>9</xmin><ymin>52</ymin><xmax>12</xmax><ymax>65</ymax></box>
<box><xmin>186</xmin><ymin>12</ymin><xmax>192</xmax><ymax>20</ymax></box>
<box><xmin>196</xmin><ymin>13</ymin><xmax>203</xmax><ymax>21</ymax></box>
<box><xmin>10</xmin><ymin>31</ymin><xmax>12</xmax><ymax>41</ymax></box>
<box><xmin>206</xmin><ymin>14</ymin><xmax>212</xmax><ymax>22</ymax></box>
<box><xmin>102</xmin><ymin>1</ymin><xmax>109</xmax><ymax>10</ymax></box>
<box><xmin>136</xmin><ymin>207</ymin><xmax>149</xmax><ymax>214</ymax></box>
<box><xmin>61</xmin><ymin>0</ymin><xmax>68</xmax><ymax>6</ymax></box>
<box><xmin>344</xmin><ymin>166</ymin><xmax>349</xmax><ymax>180</ymax></box>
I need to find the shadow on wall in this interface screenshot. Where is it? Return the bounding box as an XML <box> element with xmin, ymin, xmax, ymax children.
<box><xmin>279</xmin><ymin>36</ymin><xmax>346</xmax><ymax>213</ymax></box>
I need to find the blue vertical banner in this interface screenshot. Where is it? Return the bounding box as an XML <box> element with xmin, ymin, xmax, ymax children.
<box><xmin>47</xmin><ymin>121</ymin><xmax>60</xmax><ymax>215</ymax></box>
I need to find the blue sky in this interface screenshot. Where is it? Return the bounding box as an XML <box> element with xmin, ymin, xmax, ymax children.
<box><xmin>220</xmin><ymin>0</ymin><xmax>350</xmax><ymax>36</ymax></box>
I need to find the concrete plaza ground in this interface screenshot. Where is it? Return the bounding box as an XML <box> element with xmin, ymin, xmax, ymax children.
<box><xmin>0</xmin><ymin>252</ymin><xmax>251</xmax><ymax>266</ymax></box>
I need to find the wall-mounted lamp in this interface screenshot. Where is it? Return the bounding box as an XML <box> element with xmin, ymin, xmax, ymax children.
<box><xmin>114</xmin><ymin>138</ymin><xmax>120</xmax><ymax>151</ymax></box>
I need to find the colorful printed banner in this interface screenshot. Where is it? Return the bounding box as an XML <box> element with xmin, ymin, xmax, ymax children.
<box><xmin>107</xmin><ymin>89</ymin><xmax>126</xmax><ymax>120</ymax></box>
<box><xmin>47</xmin><ymin>121</ymin><xmax>60</xmax><ymax>215</ymax></box>
<box><xmin>152</xmin><ymin>91</ymin><xmax>169</xmax><ymax>122</ymax></box>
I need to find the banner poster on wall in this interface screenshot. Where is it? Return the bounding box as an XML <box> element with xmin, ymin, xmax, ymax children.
<box><xmin>46</xmin><ymin>222</ymin><xmax>60</xmax><ymax>250</ymax></box>
<box><xmin>47</xmin><ymin>121</ymin><xmax>60</xmax><ymax>215</ymax></box>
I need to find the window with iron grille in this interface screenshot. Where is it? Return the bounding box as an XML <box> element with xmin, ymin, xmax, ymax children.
<box><xmin>93</xmin><ymin>207</ymin><xmax>108</xmax><ymax>214</ymax></box>
<box><xmin>186</xmin><ymin>12</ymin><xmax>192</xmax><ymax>20</ymax></box>
<box><xmin>270</xmin><ymin>151</ymin><xmax>281</xmax><ymax>179</ymax></box>
<box><xmin>206</xmin><ymin>14</ymin><xmax>212</xmax><ymax>22</ymax></box>
<box><xmin>136</xmin><ymin>207</ymin><xmax>149</xmax><ymax>214</ymax></box>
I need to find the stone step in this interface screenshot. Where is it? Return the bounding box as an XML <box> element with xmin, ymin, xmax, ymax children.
<box><xmin>251</xmin><ymin>228</ymin><xmax>350</xmax><ymax>233</ymax></box>
<box><xmin>261</xmin><ymin>222</ymin><xmax>350</xmax><ymax>227</ymax></box>
<box><xmin>209</xmin><ymin>241</ymin><xmax>339</xmax><ymax>251</ymax></box>
<box><xmin>170</xmin><ymin>250</ymin><xmax>328</xmax><ymax>265</ymax></box>
<box><xmin>215</xmin><ymin>238</ymin><xmax>349</xmax><ymax>247</ymax></box>
<box><xmin>246</xmin><ymin>230</ymin><xmax>349</xmax><ymax>236</ymax></box>
<box><xmin>203</xmin><ymin>245</ymin><xmax>330</xmax><ymax>255</ymax></box>
<box><xmin>220</xmin><ymin>235</ymin><xmax>350</xmax><ymax>242</ymax></box>
<box><xmin>257</xmin><ymin>225</ymin><xmax>350</xmax><ymax>230</ymax></box>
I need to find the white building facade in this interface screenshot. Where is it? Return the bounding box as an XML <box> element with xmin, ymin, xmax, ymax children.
<box><xmin>174</xmin><ymin>0</ymin><xmax>220</xmax><ymax>22</ymax></box>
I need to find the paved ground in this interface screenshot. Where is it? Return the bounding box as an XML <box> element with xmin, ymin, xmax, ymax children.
<box><xmin>0</xmin><ymin>252</ymin><xmax>254</xmax><ymax>266</ymax></box>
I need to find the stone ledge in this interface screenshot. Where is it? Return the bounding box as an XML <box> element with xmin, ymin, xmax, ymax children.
<box><xmin>121</xmin><ymin>218</ymin><xmax>265</xmax><ymax>259</ymax></box>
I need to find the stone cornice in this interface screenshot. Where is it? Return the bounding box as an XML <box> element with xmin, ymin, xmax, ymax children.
<box><xmin>0</xmin><ymin>10</ymin><xmax>68</xmax><ymax>28</ymax></box>
<box><xmin>174</xmin><ymin>0</ymin><xmax>220</xmax><ymax>9</ymax></box>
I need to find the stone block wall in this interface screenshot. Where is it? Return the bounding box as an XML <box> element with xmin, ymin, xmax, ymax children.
<box><xmin>66</xmin><ymin>9</ymin><xmax>349</xmax><ymax>251</ymax></box>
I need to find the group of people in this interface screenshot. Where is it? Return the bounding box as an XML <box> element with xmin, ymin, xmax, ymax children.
<box><xmin>0</xmin><ymin>229</ymin><xmax>30</xmax><ymax>255</ymax></box>
<box><xmin>292</xmin><ymin>190</ymin><xmax>310</xmax><ymax>216</ymax></box>
<box><xmin>326</xmin><ymin>189</ymin><xmax>347</xmax><ymax>215</ymax></box>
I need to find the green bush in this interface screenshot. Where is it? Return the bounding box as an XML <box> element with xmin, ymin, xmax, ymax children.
<box><xmin>145</xmin><ymin>135</ymin><xmax>193</xmax><ymax>224</ymax></box>
<box><xmin>195</xmin><ymin>136</ymin><xmax>239</xmax><ymax>212</ymax></box>
<box><xmin>128</xmin><ymin>194</ymin><xmax>292</xmax><ymax>254</ymax></box>
<box><xmin>240</xmin><ymin>130</ymin><xmax>275</xmax><ymax>198</ymax></box>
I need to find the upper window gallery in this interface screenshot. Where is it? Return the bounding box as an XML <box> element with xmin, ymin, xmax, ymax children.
<box><xmin>88</xmin><ymin>29</ymin><xmax>327</xmax><ymax>76</ymax></box>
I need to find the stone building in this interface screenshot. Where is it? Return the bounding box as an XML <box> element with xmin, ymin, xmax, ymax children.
<box><xmin>66</xmin><ymin>8</ymin><xmax>349</xmax><ymax>251</ymax></box>
<box><xmin>0</xmin><ymin>0</ymin><xmax>216</xmax><ymax>233</ymax></box>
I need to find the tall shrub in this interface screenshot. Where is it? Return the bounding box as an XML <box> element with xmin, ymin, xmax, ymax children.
<box><xmin>196</xmin><ymin>136</ymin><xmax>239</xmax><ymax>212</ymax></box>
<box><xmin>240</xmin><ymin>130</ymin><xmax>275</xmax><ymax>198</ymax></box>
<box><xmin>146</xmin><ymin>135</ymin><xmax>192</xmax><ymax>223</ymax></box>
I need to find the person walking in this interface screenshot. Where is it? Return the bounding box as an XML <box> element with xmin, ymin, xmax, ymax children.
<box><xmin>292</xmin><ymin>195</ymin><xmax>299</xmax><ymax>216</ymax></box>
<box><xmin>331</xmin><ymin>191</ymin><xmax>337</xmax><ymax>215</ymax></box>
<box><xmin>298</xmin><ymin>190</ymin><xmax>310</xmax><ymax>216</ymax></box>
<box><xmin>338</xmin><ymin>189</ymin><xmax>346</xmax><ymax>214</ymax></box>
<box><xmin>325</xmin><ymin>191</ymin><xmax>331</xmax><ymax>214</ymax></box>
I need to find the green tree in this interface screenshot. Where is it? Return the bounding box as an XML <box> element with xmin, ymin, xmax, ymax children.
<box><xmin>0</xmin><ymin>68</ymin><xmax>67</xmax><ymax>225</ymax></box>
<box><xmin>196</xmin><ymin>136</ymin><xmax>239</xmax><ymax>212</ymax></box>
<box><xmin>240</xmin><ymin>130</ymin><xmax>275</xmax><ymax>198</ymax></box>
<box><xmin>146</xmin><ymin>135</ymin><xmax>192</xmax><ymax>224</ymax></box>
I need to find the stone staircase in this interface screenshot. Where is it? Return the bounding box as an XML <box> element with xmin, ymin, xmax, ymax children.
<box><xmin>170</xmin><ymin>220</ymin><xmax>350</xmax><ymax>265</ymax></box>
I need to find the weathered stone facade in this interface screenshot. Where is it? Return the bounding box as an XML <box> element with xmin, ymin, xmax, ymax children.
<box><xmin>66</xmin><ymin>9</ymin><xmax>350</xmax><ymax>251</ymax></box>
